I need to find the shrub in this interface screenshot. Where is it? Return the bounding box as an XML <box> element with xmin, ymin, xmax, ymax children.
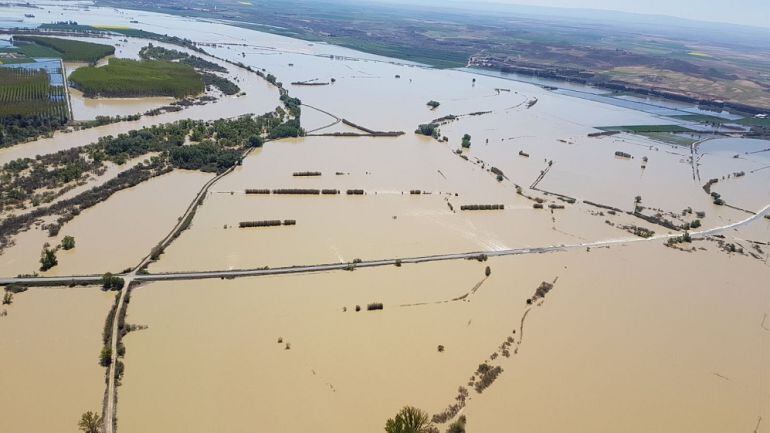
<box><xmin>39</xmin><ymin>247</ymin><xmax>58</xmax><ymax>271</ymax></box>
<box><xmin>446</xmin><ymin>415</ymin><xmax>467</xmax><ymax>433</ymax></box>
<box><xmin>99</xmin><ymin>346</ymin><xmax>112</xmax><ymax>367</ymax></box>
<box><xmin>61</xmin><ymin>235</ymin><xmax>76</xmax><ymax>250</ymax></box>
<box><xmin>461</xmin><ymin>134</ymin><xmax>471</xmax><ymax>148</ymax></box>
<box><xmin>101</xmin><ymin>273</ymin><xmax>125</xmax><ymax>291</ymax></box>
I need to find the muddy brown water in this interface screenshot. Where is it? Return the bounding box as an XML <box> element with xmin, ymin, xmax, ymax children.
<box><xmin>0</xmin><ymin>3</ymin><xmax>769</xmax><ymax>433</ymax></box>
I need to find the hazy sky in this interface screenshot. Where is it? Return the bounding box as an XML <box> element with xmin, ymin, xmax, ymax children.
<box><xmin>477</xmin><ymin>0</ymin><xmax>770</xmax><ymax>28</ymax></box>
<box><xmin>375</xmin><ymin>0</ymin><xmax>770</xmax><ymax>29</ymax></box>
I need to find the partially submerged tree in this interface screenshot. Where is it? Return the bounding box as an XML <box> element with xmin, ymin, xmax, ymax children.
<box><xmin>78</xmin><ymin>411</ymin><xmax>103</xmax><ymax>433</ymax></box>
<box><xmin>101</xmin><ymin>273</ymin><xmax>125</xmax><ymax>291</ymax></box>
<box><xmin>385</xmin><ymin>406</ymin><xmax>437</xmax><ymax>433</ymax></box>
<box><xmin>39</xmin><ymin>247</ymin><xmax>58</xmax><ymax>271</ymax></box>
<box><xmin>61</xmin><ymin>235</ymin><xmax>76</xmax><ymax>250</ymax></box>
<box><xmin>461</xmin><ymin>134</ymin><xmax>471</xmax><ymax>148</ymax></box>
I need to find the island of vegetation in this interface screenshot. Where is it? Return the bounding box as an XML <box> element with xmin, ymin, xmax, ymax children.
<box><xmin>69</xmin><ymin>58</ymin><xmax>204</xmax><ymax>98</ymax></box>
<box><xmin>13</xmin><ymin>35</ymin><xmax>114</xmax><ymax>63</ymax></box>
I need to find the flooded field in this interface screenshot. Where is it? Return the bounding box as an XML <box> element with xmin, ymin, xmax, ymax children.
<box><xmin>0</xmin><ymin>170</ymin><xmax>212</xmax><ymax>277</ymax></box>
<box><xmin>0</xmin><ymin>2</ymin><xmax>769</xmax><ymax>433</ymax></box>
<box><xmin>0</xmin><ymin>288</ymin><xmax>114</xmax><ymax>433</ymax></box>
<box><xmin>121</xmin><ymin>240</ymin><xmax>769</xmax><ymax>433</ymax></box>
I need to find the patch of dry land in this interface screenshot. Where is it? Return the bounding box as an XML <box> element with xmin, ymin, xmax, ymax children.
<box><xmin>0</xmin><ymin>4</ymin><xmax>769</xmax><ymax>433</ymax></box>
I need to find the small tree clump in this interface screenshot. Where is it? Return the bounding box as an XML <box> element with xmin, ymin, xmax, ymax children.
<box><xmin>461</xmin><ymin>134</ymin><xmax>471</xmax><ymax>148</ymax></box>
<box><xmin>78</xmin><ymin>411</ymin><xmax>103</xmax><ymax>433</ymax></box>
<box><xmin>446</xmin><ymin>415</ymin><xmax>467</xmax><ymax>433</ymax></box>
<box><xmin>61</xmin><ymin>235</ymin><xmax>76</xmax><ymax>250</ymax></box>
<box><xmin>101</xmin><ymin>273</ymin><xmax>125</xmax><ymax>291</ymax></box>
<box><xmin>39</xmin><ymin>247</ymin><xmax>58</xmax><ymax>271</ymax></box>
<box><xmin>99</xmin><ymin>346</ymin><xmax>112</xmax><ymax>367</ymax></box>
<box><xmin>385</xmin><ymin>406</ymin><xmax>436</xmax><ymax>433</ymax></box>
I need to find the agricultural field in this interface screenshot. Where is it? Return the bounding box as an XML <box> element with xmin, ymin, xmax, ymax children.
<box><xmin>69</xmin><ymin>58</ymin><xmax>205</xmax><ymax>98</ymax></box>
<box><xmin>12</xmin><ymin>36</ymin><xmax>115</xmax><ymax>63</ymax></box>
<box><xmin>0</xmin><ymin>66</ymin><xmax>69</xmax><ymax>148</ymax></box>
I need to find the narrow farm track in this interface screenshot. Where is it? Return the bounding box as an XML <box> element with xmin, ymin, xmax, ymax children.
<box><xmin>3</xmin><ymin>203</ymin><xmax>768</xmax><ymax>288</ymax></box>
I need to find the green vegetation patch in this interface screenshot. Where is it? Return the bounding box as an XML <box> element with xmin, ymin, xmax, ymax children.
<box><xmin>13</xmin><ymin>36</ymin><xmax>115</xmax><ymax>62</ymax></box>
<box><xmin>0</xmin><ymin>67</ymin><xmax>69</xmax><ymax>147</ymax></box>
<box><xmin>670</xmin><ymin>114</ymin><xmax>727</xmax><ymax>124</ymax></box>
<box><xmin>16</xmin><ymin>42</ymin><xmax>62</xmax><ymax>58</ymax></box>
<box><xmin>737</xmin><ymin>117</ymin><xmax>770</xmax><ymax>127</ymax></box>
<box><xmin>69</xmin><ymin>58</ymin><xmax>204</xmax><ymax>98</ymax></box>
<box><xmin>598</xmin><ymin>124</ymin><xmax>696</xmax><ymax>133</ymax></box>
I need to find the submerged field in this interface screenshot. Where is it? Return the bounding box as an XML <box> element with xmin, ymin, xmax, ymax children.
<box><xmin>0</xmin><ymin>4</ymin><xmax>769</xmax><ymax>433</ymax></box>
<box><xmin>69</xmin><ymin>58</ymin><xmax>204</xmax><ymax>98</ymax></box>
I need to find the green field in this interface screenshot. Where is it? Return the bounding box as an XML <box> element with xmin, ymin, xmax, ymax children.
<box><xmin>16</xmin><ymin>42</ymin><xmax>62</xmax><ymax>58</ymax></box>
<box><xmin>69</xmin><ymin>58</ymin><xmax>204</xmax><ymax>98</ymax></box>
<box><xmin>737</xmin><ymin>117</ymin><xmax>770</xmax><ymax>127</ymax></box>
<box><xmin>13</xmin><ymin>36</ymin><xmax>115</xmax><ymax>63</ymax></box>
<box><xmin>599</xmin><ymin>124</ymin><xmax>696</xmax><ymax>133</ymax></box>
<box><xmin>670</xmin><ymin>114</ymin><xmax>728</xmax><ymax>124</ymax></box>
<box><xmin>0</xmin><ymin>67</ymin><xmax>69</xmax><ymax>147</ymax></box>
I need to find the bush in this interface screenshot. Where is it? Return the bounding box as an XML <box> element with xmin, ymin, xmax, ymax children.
<box><xmin>367</xmin><ymin>302</ymin><xmax>384</xmax><ymax>311</ymax></box>
<box><xmin>415</xmin><ymin>123</ymin><xmax>440</xmax><ymax>138</ymax></box>
<box><xmin>461</xmin><ymin>134</ymin><xmax>471</xmax><ymax>148</ymax></box>
<box><xmin>99</xmin><ymin>346</ymin><xmax>112</xmax><ymax>367</ymax></box>
<box><xmin>39</xmin><ymin>247</ymin><xmax>58</xmax><ymax>271</ymax></box>
<box><xmin>61</xmin><ymin>235</ymin><xmax>76</xmax><ymax>250</ymax></box>
<box><xmin>101</xmin><ymin>273</ymin><xmax>125</xmax><ymax>291</ymax></box>
<box><xmin>446</xmin><ymin>415</ymin><xmax>467</xmax><ymax>433</ymax></box>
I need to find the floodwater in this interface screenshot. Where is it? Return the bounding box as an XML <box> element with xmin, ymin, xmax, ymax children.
<box><xmin>121</xmin><ymin>240</ymin><xmax>769</xmax><ymax>433</ymax></box>
<box><xmin>0</xmin><ymin>287</ymin><xmax>114</xmax><ymax>433</ymax></box>
<box><xmin>0</xmin><ymin>169</ymin><xmax>212</xmax><ymax>277</ymax></box>
<box><xmin>0</xmin><ymin>3</ymin><xmax>769</xmax><ymax>433</ymax></box>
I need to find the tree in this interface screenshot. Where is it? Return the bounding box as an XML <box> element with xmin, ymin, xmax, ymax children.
<box><xmin>78</xmin><ymin>411</ymin><xmax>103</xmax><ymax>433</ymax></box>
<box><xmin>101</xmin><ymin>273</ymin><xmax>125</xmax><ymax>291</ymax></box>
<box><xmin>40</xmin><ymin>247</ymin><xmax>58</xmax><ymax>271</ymax></box>
<box><xmin>2</xmin><ymin>292</ymin><xmax>12</xmax><ymax>305</ymax></box>
<box><xmin>99</xmin><ymin>346</ymin><xmax>112</xmax><ymax>367</ymax></box>
<box><xmin>61</xmin><ymin>235</ymin><xmax>76</xmax><ymax>250</ymax></box>
<box><xmin>446</xmin><ymin>415</ymin><xmax>467</xmax><ymax>433</ymax></box>
<box><xmin>385</xmin><ymin>406</ymin><xmax>437</xmax><ymax>433</ymax></box>
<box><xmin>485</xmin><ymin>266</ymin><xmax>491</xmax><ymax>277</ymax></box>
<box><xmin>248</xmin><ymin>134</ymin><xmax>264</xmax><ymax>148</ymax></box>
<box><xmin>461</xmin><ymin>134</ymin><xmax>471</xmax><ymax>148</ymax></box>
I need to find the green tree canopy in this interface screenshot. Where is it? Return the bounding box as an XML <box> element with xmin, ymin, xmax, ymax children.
<box><xmin>385</xmin><ymin>406</ymin><xmax>436</xmax><ymax>433</ymax></box>
<box><xmin>78</xmin><ymin>411</ymin><xmax>103</xmax><ymax>433</ymax></box>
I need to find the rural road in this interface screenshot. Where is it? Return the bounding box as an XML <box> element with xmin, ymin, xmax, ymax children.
<box><xmin>3</xmin><ymin>203</ymin><xmax>768</xmax><ymax>288</ymax></box>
